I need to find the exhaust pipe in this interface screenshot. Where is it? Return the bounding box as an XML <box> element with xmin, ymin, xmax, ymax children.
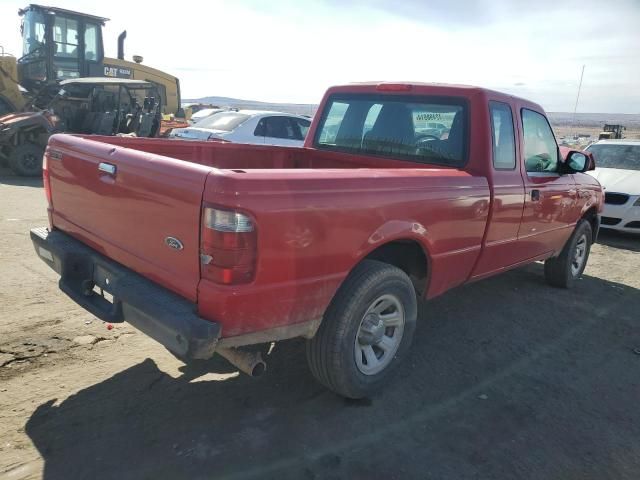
<box><xmin>117</xmin><ymin>31</ymin><xmax>127</xmax><ymax>60</ymax></box>
<box><xmin>217</xmin><ymin>348</ymin><xmax>266</xmax><ymax>377</ymax></box>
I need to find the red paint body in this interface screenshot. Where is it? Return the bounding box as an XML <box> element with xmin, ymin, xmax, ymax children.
<box><xmin>44</xmin><ymin>83</ymin><xmax>603</xmax><ymax>339</ymax></box>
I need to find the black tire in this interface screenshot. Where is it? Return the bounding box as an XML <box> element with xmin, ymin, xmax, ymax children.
<box><xmin>544</xmin><ymin>220</ymin><xmax>592</xmax><ymax>288</ymax></box>
<box><xmin>8</xmin><ymin>143</ymin><xmax>44</xmax><ymax>177</ymax></box>
<box><xmin>306</xmin><ymin>260</ymin><xmax>417</xmax><ymax>399</ymax></box>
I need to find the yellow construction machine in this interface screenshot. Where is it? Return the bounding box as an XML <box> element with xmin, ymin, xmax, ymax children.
<box><xmin>0</xmin><ymin>4</ymin><xmax>181</xmax><ymax>116</ymax></box>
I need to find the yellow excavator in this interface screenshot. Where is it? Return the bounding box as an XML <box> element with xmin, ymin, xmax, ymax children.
<box><xmin>0</xmin><ymin>4</ymin><xmax>181</xmax><ymax>116</ymax></box>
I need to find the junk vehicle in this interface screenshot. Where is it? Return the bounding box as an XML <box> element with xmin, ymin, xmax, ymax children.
<box><xmin>0</xmin><ymin>4</ymin><xmax>182</xmax><ymax>174</ymax></box>
<box><xmin>0</xmin><ymin>77</ymin><xmax>162</xmax><ymax>175</ymax></box>
<box><xmin>31</xmin><ymin>82</ymin><xmax>603</xmax><ymax>398</ymax></box>
<box><xmin>598</xmin><ymin>124</ymin><xmax>625</xmax><ymax>140</ymax></box>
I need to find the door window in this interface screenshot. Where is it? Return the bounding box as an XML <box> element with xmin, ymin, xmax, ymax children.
<box><xmin>52</xmin><ymin>16</ymin><xmax>80</xmax><ymax>79</ymax></box>
<box><xmin>522</xmin><ymin>109</ymin><xmax>558</xmax><ymax>173</ymax></box>
<box><xmin>53</xmin><ymin>17</ymin><xmax>79</xmax><ymax>58</ymax></box>
<box><xmin>263</xmin><ymin>116</ymin><xmax>297</xmax><ymax>140</ymax></box>
<box><xmin>489</xmin><ymin>101</ymin><xmax>516</xmax><ymax>169</ymax></box>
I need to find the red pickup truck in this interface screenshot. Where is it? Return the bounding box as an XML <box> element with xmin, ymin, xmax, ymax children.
<box><xmin>31</xmin><ymin>82</ymin><xmax>603</xmax><ymax>398</ymax></box>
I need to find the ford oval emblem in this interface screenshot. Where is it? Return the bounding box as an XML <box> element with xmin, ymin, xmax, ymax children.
<box><xmin>165</xmin><ymin>237</ymin><xmax>184</xmax><ymax>250</ymax></box>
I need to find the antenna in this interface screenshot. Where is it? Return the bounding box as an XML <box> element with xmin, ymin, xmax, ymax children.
<box><xmin>571</xmin><ymin>65</ymin><xmax>585</xmax><ymax>140</ymax></box>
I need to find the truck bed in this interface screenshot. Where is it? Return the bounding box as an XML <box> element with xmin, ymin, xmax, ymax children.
<box><xmin>79</xmin><ymin>135</ymin><xmax>451</xmax><ymax>170</ymax></box>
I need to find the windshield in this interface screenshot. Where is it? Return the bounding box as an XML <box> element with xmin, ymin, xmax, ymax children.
<box><xmin>195</xmin><ymin>112</ymin><xmax>250</xmax><ymax>131</ymax></box>
<box><xmin>586</xmin><ymin>144</ymin><xmax>640</xmax><ymax>171</ymax></box>
<box><xmin>315</xmin><ymin>93</ymin><xmax>467</xmax><ymax>166</ymax></box>
<box><xmin>21</xmin><ymin>10</ymin><xmax>46</xmax><ymax>57</ymax></box>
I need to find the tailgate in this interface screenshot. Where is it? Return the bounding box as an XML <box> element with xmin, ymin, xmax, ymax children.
<box><xmin>46</xmin><ymin>134</ymin><xmax>212</xmax><ymax>301</ymax></box>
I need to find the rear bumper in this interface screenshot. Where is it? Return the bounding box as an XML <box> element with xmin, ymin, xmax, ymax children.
<box><xmin>30</xmin><ymin>227</ymin><xmax>221</xmax><ymax>360</ymax></box>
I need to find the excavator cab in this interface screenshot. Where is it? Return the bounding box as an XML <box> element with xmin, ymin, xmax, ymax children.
<box><xmin>18</xmin><ymin>4</ymin><xmax>107</xmax><ymax>91</ymax></box>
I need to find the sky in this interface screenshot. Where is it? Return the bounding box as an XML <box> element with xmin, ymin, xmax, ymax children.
<box><xmin>0</xmin><ymin>0</ymin><xmax>639</xmax><ymax>113</ymax></box>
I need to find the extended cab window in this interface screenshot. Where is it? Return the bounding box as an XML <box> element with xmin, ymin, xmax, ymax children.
<box><xmin>315</xmin><ymin>94</ymin><xmax>467</xmax><ymax>166</ymax></box>
<box><xmin>522</xmin><ymin>109</ymin><xmax>559</xmax><ymax>173</ymax></box>
<box><xmin>489</xmin><ymin>101</ymin><xmax>516</xmax><ymax>169</ymax></box>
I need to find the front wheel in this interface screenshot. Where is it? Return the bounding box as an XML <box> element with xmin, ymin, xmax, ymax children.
<box><xmin>544</xmin><ymin>220</ymin><xmax>592</xmax><ymax>288</ymax></box>
<box><xmin>306</xmin><ymin>260</ymin><xmax>417</xmax><ymax>399</ymax></box>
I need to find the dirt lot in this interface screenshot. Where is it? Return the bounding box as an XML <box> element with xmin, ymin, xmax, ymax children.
<box><xmin>1</xmin><ymin>171</ymin><xmax>639</xmax><ymax>480</ymax></box>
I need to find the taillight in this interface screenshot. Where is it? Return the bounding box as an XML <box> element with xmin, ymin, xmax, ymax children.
<box><xmin>200</xmin><ymin>206</ymin><xmax>257</xmax><ymax>285</ymax></box>
<box><xmin>42</xmin><ymin>151</ymin><xmax>52</xmax><ymax>208</ymax></box>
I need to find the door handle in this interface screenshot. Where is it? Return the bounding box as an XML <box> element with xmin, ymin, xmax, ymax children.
<box><xmin>531</xmin><ymin>189</ymin><xmax>540</xmax><ymax>201</ymax></box>
<box><xmin>98</xmin><ymin>162</ymin><xmax>116</xmax><ymax>176</ymax></box>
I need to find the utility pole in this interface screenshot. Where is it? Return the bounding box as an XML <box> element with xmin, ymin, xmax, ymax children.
<box><xmin>571</xmin><ymin>65</ymin><xmax>585</xmax><ymax>140</ymax></box>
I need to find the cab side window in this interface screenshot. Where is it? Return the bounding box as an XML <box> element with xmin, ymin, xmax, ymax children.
<box><xmin>522</xmin><ymin>109</ymin><xmax>559</xmax><ymax>173</ymax></box>
<box><xmin>489</xmin><ymin>101</ymin><xmax>516</xmax><ymax>169</ymax></box>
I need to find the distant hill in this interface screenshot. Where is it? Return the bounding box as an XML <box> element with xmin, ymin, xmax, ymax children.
<box><xmin>183</xmin><ymin>96</ymin><xmax>640</xmax><ymax>127</ymax></box>
<box><xmin>182</xmin><ymin>96</ymin><xmax>316</xmax><ymax>116</ymax></box>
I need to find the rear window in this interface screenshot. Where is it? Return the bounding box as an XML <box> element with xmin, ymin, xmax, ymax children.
<box><xmin>314</xmin><ymin>93</ymin><xmax>468</xmax><ymax>166</ymax></box>
<box><xmin>195</xmin><ymin>112</ymin><xmax>250</xmax><ymax>131</ymax></box>
<box><xmin>585</xmin><ymin>144</ymin><xmax>640</xmax><ymax>171</ymax></box>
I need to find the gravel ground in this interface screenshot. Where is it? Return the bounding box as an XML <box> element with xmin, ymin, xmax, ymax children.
<box><xmin>1</xmin><ymin>171</ymin><xmax>639</xmax><ymax>480</ymax></box>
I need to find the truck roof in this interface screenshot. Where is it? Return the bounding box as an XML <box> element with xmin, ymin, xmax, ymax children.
<box><xmin>21</xmin><ymin>4</ymin><xmax>109</xmax><ymax>23</ymax></box>
<box><xmin>326</xmin><ymin>82</ymin><xmax>544</xmax><ymax>111</ymax></box>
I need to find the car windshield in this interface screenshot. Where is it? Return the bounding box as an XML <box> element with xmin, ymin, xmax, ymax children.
<box><xmin>194</xmin><ymin>112</ymin><xmax>250</xmax><ymax>131</ymax></box>
<box><xmin>586</xmin><ymin>144</ymin><xmax>640</xmax><ymax>171</ymax></box>
<box><xmin>314</xmin><ymin>93</ymin><xmax>467</xmax><ymax>166</ymax></box>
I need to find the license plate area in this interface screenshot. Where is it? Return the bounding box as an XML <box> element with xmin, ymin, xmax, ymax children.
<box><xmin>92</xmin><ymin>284</ymin><xmax>114</xmax><ymax>304</ymax></box>
<box><xmin>59</xmin><ymin>257</ymin><xmax>124</xmax><ymax>323</ymax></box>
<box><xmin>93</xmin><ymin>264</ymin><xmax>117</xmax><ymax>305</ymax></box>
<box><xmin>93</xmin><ymin>264</ymin><xmax>114</xmax><ymax>303</ymax></box>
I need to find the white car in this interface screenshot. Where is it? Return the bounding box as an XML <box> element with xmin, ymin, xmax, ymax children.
<box><xmin>169</xmin><ymin>110</ymin><xmax>312</xmax><ymax>147</ymax></box>
<box><xmin>586</xmin><ymin>140</ymin><xmax>640</xmax><ymax>233</ymax></box>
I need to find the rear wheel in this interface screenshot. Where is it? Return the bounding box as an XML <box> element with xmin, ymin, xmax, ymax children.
<box><xmin>8</xmin><ymin>143</ymin><xmax>44</xmax><ymax>176</ymax></box>
<box><xmin>306</xmin><ymin>260</ymin><xmax>417</xmax><ymax>399</ymax></box>
<box><xmin>544</xmin><ymin>220</ymin><xmax>592</xmax><ymax>288</ymax></box>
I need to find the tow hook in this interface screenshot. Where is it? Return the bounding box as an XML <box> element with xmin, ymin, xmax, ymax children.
<box><xmin>217</xmin><ymin>347</ymin><xmax>267</xmax><ymax>377</ymax></box>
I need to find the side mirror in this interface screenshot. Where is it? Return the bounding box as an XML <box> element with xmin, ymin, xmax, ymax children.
<box><xmin>57</xmin><ymin>88</ymin><xmax>68</xmax><ymax>98</ymax></box>
<box><xmin>565</xmin><ymin>151</ymin><xmax>589</xmax><ymax>173</ymax></box>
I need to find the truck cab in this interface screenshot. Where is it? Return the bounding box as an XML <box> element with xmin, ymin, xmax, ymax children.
<box><xmin>18</xmin><ymin>4</ymin><xmax>108</xmax><ymax>90</ymax></box>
